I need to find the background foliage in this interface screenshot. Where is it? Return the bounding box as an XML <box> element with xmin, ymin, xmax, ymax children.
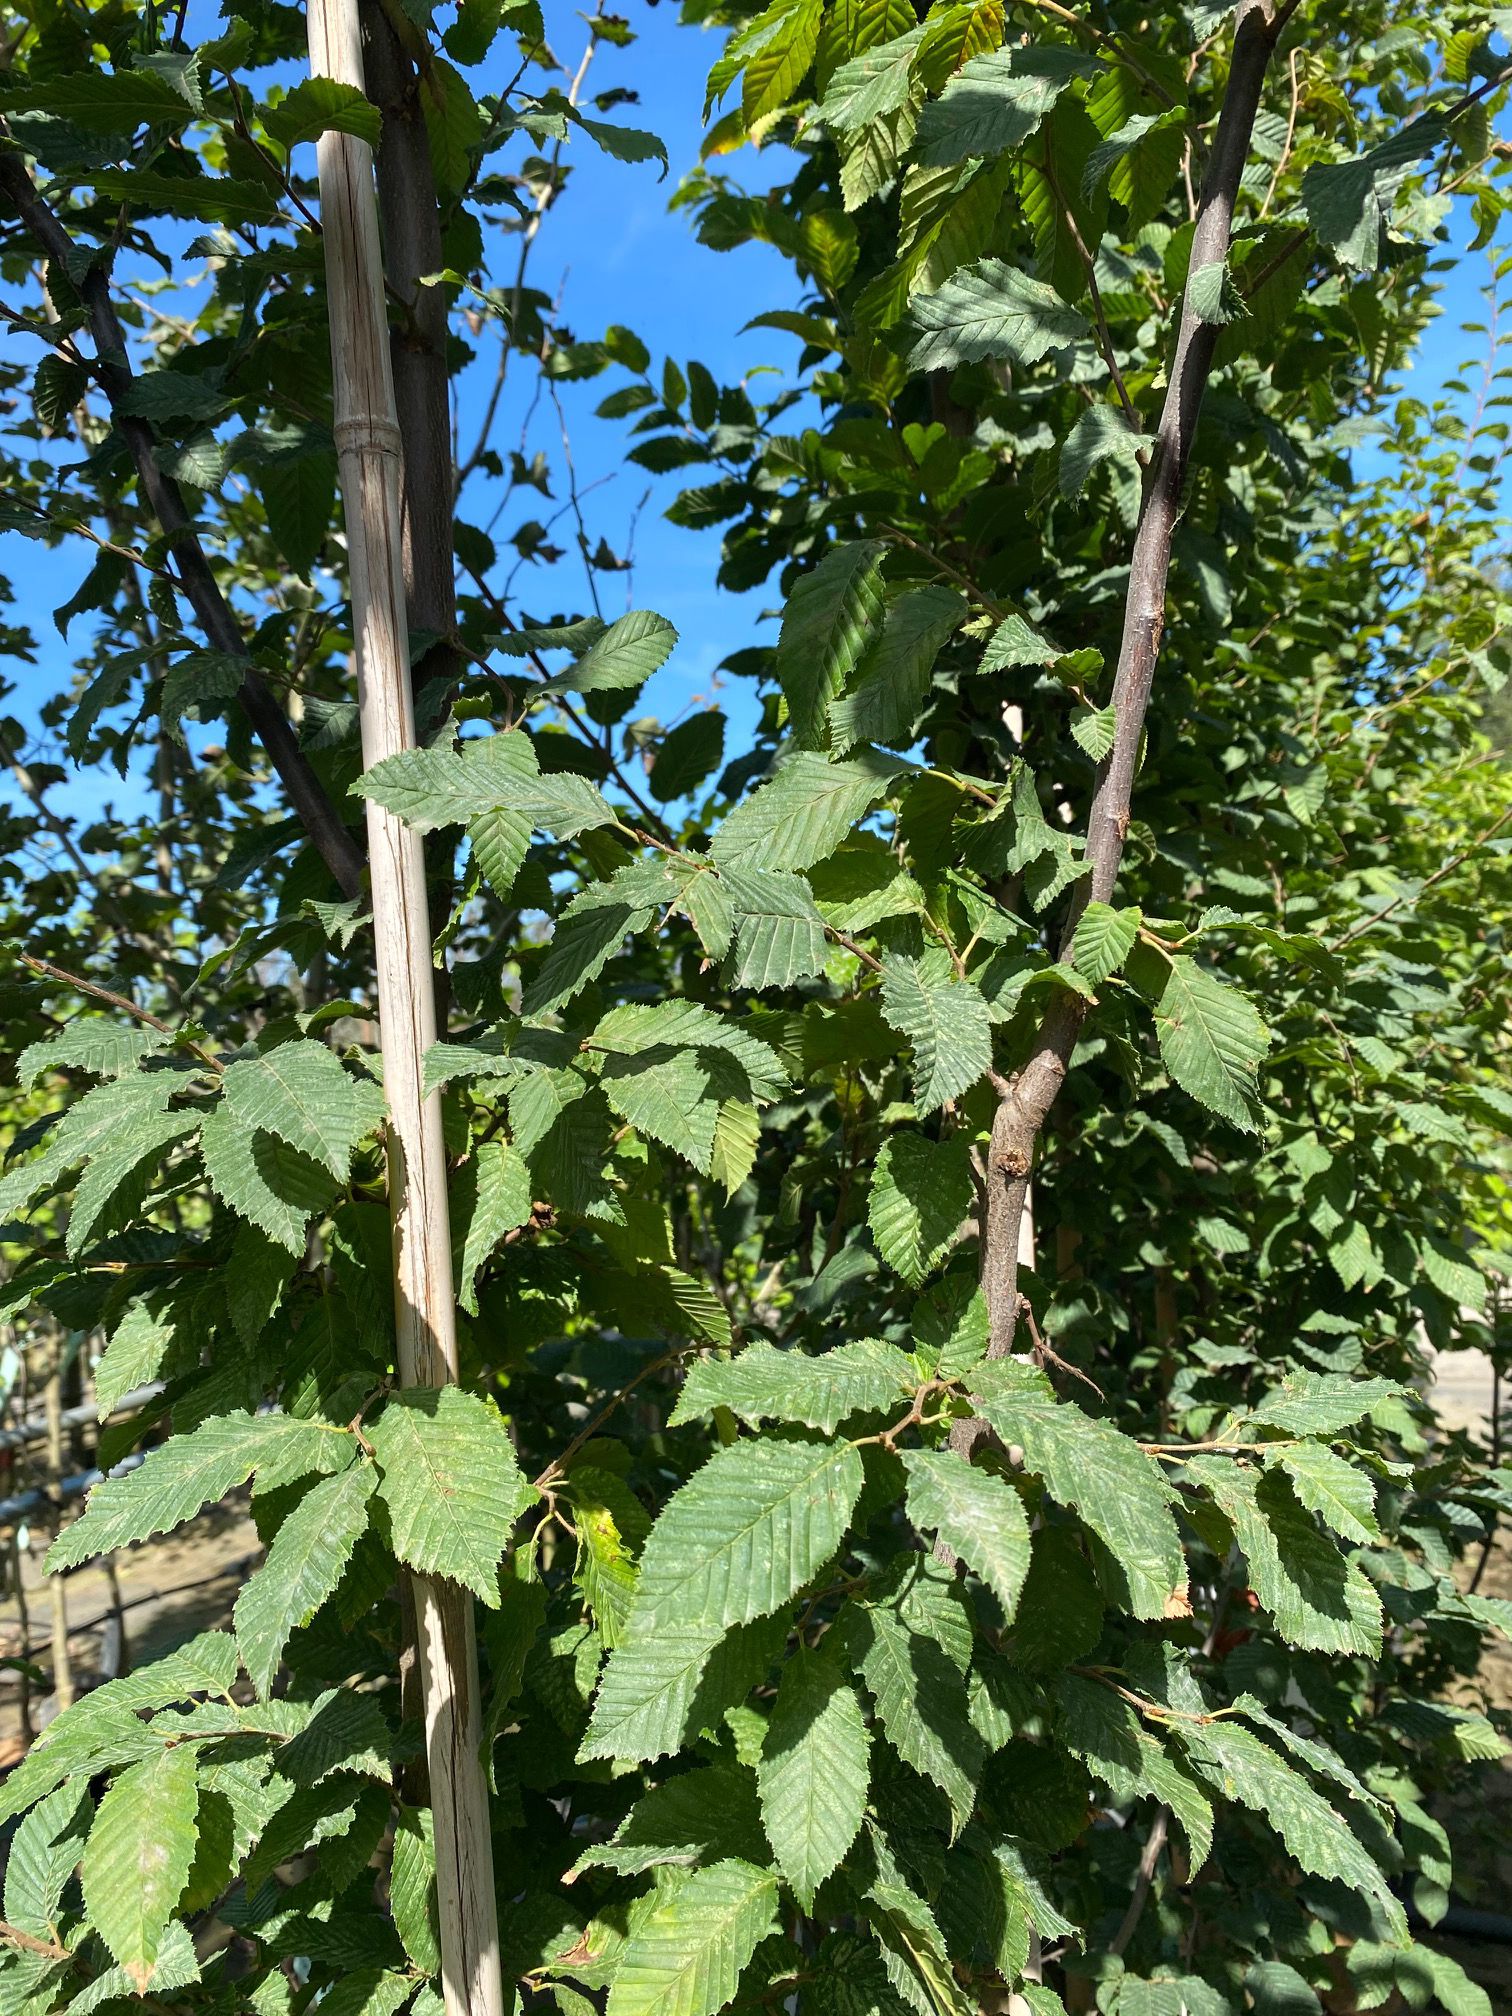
<box><xmin>0</xmin><ymin>2</ymin><xmax>1511</xmax><ymax>2015</ymax></box>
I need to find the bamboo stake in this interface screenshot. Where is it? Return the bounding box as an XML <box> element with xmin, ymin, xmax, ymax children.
<box><xmin>305</xmin><ymin>8</ymin><xmax>503</xmax><ymax>2014</ymax></box>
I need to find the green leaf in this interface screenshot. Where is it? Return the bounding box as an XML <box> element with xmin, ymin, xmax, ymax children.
<box><xmin>258</xmin><ymin>449</ymin><xmax>336</xmax><ymax>579</ymax></box>
<box><xmin>1070</xmin><ymin>902</ymin><xmax>1140</xmax><ymax>986</ymax></box>
<box><xmin>650</xmin><ymin>711</ymin><xmax>726</xmax><ymax>803</ymax></box>
<box><xmin>1247</xmin><ymin>1372</ymin><xmax>1400</xmax><ymax>1438</ymax></box>
<box><xmin>51</xmin><ymin>1414</ymin><xmax>350</xmax><ymax>1570</ymax></box>
<box><xmin>371</xmin><ymin>1387</ymin><xmax>536</xmax><ymax>1606</ymax></box>
<box><xmin>523</xmin><ymin>881</ymin><xmax>656</xmax><ymax>1018</ymax></box>
<box><xmin>1174</xmin><ymin>1717</ymin><xmax>1405</xmax><ymax>1940</ymax></box>
<box><xmin>93</xmin><ymin>1301</ymin><xmax>178</xmax><ymax>1421</ymax></box>
<box><xmin>711</xmin><ymin>748</ymin><xmax>909</xmax><ymax>872</ymax></box>
<box><xmin>314</xmin><ymin>1971</ymin><xmax>414</xmax><ymax>2016</ymax></box>
<box><xmin>1243</xmin><ymin>1961</ymin><xmax>1322</xmax><ymax>2015</ymax></box>
<box><xmin>66</xmin><ymin>1108</ymin><xmax>198</xmax><ymax>1257</ymax></box>
<box><xmin>391</xmin><ymin>1806</ymin><xmax>440</xmax><ymax>1975</ymax></box>
<box><xmin>1138</xmin><ymin>951</ymin><xmax>1269</xmax><ymax>1132</ymax></box>
<box><xmin>915</xmin><ymin>47</ymin><xmax>1096</xmax><ymax>168</ymax></box>
<box><xmin>776</xmin><ymin>541</ymin><xmax>886</xmax><ymax>749</ymax></box>
<box><xmin>1059</xmin><ymin>403</ymin><xmax>1153</xmax><ymax>499</ymax></box>
<box><xmin>1300</xmin><ymin>118</ymin><xmax>1444</xmax><ymax>273</ymax></box>
<box><xmin>758</xmin><ymin>1646</ymin><xmax>871</xmax><ymax>1909</ymax></box>
<box><xmin>359</xmin><ymin>729</ymin><xmax>615</xmax><ymax>839</ymax></box>
<box><xmin>1185</xmin><ymin>1458</ymin><xmax>1382</xmax><ymax>1656</ymax></box>
<box><xmin>13</xmin><ymin>68</ymin><xmax>195</xmax><ymax>130</ymax></box>
<box><xmin>571</xmin><ymin>1763</ymin><xmax>765</xmax><ymax>1879</ymax></box>
<box><xmin>627</xmin><ymin>1436</ymin><xmax>863</xmax><ymax>1636</ymax></box>
<box><xmin>908</xmin><ymin>259</ymin><xmax>1090</xmax><ymax>373</ymax></box>
<box><xmin>1424</xmin><ymin>1950</ymin><xmax>1494</xmax><ymax>2016</ymax></box>
<box><xmin>234</xmin><ymin>1464</ymin><xmax>378</xmax><ymax>1699</ymax></box>
<box><xmin>562</xmin><ymin>1465</ymin><xmax>650</xmax><ymax>1648</ymax></box>
<box><xmin>879</xmin><ymin>951</ymin><xmax>993</xmax><ymax>1114</ymax></box>
<box><xmin>860</xmin><ymin>1870</ymin><xmax>975</xmax><ymax>2016</ymax></box>
<box><xmin>1231</xmin><ymin>1695</ymin><xmax>1384</xmax><ymax>1815</ymax></box>
<box><xmin>456</xmin><ymin>1140</ymin><xmax>534</xmax><ymax>1314</ymax></box>
<box><xmin>538</xmin><ymin>610</ymin><xmax>678</xmax><ymax>697</ymax></box>
<box><xmin>846</xmin><ymin>1557</ymin><xmax>983</xmax><ymax>1829</ymax></box>
<box><xmin>576</xmin><ymin>114</ymin><xmax>670</xmax><ymax>174</ymax></box>
<box><xmin>981</xmin><ymin>611</ymin><xmax>1060</xmax><ymax>670</ymax></box>
<box><xmin>420</xmin><ymin>58</ymin><xmax>482</xmax><ymax>197</ymax></box>
<box><xmin>900</xmin><ymin>1451</ymin><xmax>1030</xmax><ymax>1622</ymax></box>
<box><xmin>19</xmin><ymin>1021</ymin><xmax>161</xmax><ymax>1087</ymax></box>
<box><xmin>820</xmin><ymin>26</ymin><xmax>925</xmax><ymax>134</ymax></box>
<box><xmin>721</xmin><ymin>866</ymin><xmax>829</xmax><ymax>990</ymax></box>
<box><xmin>606</xmin><ymin>1859</ymin><xmax>781</xmax><ymax>2016</ymax></box>
<box><xmin>973</xmin><ymin>1363</ymin><xmax>1185</xmax><ymax>1620</ymax></box>
<box><xmin>868</xmin><ymin>1131</ymin><xmax>973</xmax><ymax>1284</ymax></box>
<box><xmin>1264</xmin><ymin>1443</ymin><xmax>1379</xmax><ymax>1546</ymax></box>
<box><xmin>4</xmin><ymin>1780</ymin><xmax>89</xmax><ymax>1939</ymax></box>
<box><xmin>199</xmin><ymin>1104</ymin><xmax>338</xmax><ymax>1253</ymax></box>
<box><xmin>263</xmin><ymin>76</ymin><xmax>382</xmax><ymax>151</ymax></box>
<box><xmin>830</xmin><ymin>587</ymin><xmax>967</xmax><ymax>754</ymax></box>
<box><xmin>1054</xmin><ymin>1674</ymin><xmax>1213</xmax><ymax>1870</ymax></box>
<box><xmin>1083</xmin><ymin>107</ymin><xmax>1187</xmax><ymax>229</ymax></box>
<box><xmin>1421</xmin><ymin>1235</ymin><xmax>1486</xmax><ymax>1310</ymax></box>
<box><xmin>81</xmin><ymin>1745</ymin><xmax>200</xmax><ymax>1990</ymax></box>
<box><xmin>221</xmin><ymin>1041</ymin><xmax>384</xmax><ymax>1182</ymax></box>
<box><xmin>581</xmin><ymin>1612</ymin><xmax>787</xmax><ymax>1764</ymax></box>
<box><xmin>0</xmin><ymin>1073</ymin><xmax>177</xmax><ymax>1221</ymax></box>
<box><xmin>671</xmin><ymin>1339</ymin><xmax>914</xmax><ymax>1435</ymax></box>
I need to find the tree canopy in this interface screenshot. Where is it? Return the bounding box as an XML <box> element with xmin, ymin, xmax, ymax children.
<box><xmin>0</xmin><ymin>3</ymin><xmax>1510</xmax><ymax>2015</ymax></box>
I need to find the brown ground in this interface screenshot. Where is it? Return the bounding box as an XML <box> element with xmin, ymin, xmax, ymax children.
<box><xmin>0</xmin><ymin>1498</ymin><xmax>259</xmax><ymax>1743</ymax></box>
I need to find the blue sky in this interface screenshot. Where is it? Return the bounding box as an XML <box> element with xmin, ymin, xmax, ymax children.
<box><xmin>2</xmin><ymin>5</ymin><xmax>1507</xmax><ymax>832</ymax></box>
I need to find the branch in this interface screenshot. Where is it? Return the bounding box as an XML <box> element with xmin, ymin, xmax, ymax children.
<box><xmin>0</xmin><ymin>137</ymin><xmax>365</xmax><ymax>900</ymax></box>
<box><xmin>19</xmin><ymin>951</ymin><xmax>223</xmax><ymax>1073</ymax></box>
<box><xmin>962</xmin><ymin>0</ymin><xmax>1282</xmax><ymax>1375</ymax></box>
<box><xmin>0</xmin><ymin>1920</ymin><xmax>67</xmax><ymax>1961</ymax></box>
<box><xmin>1329</xmin><ymin>804</ymin><xmax>1512</xmax><ymax>950</ymax></box>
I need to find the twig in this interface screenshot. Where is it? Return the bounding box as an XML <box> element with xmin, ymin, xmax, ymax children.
<box><xmin>1019</xmin><ymin>1294</ymin><xmax>1104</xmax><ymax>1399</ymax></box>
<box><xmin>0</xmin><ymin>1921</ymin><xmax>67</xmax><ymax>1961</ymax></box>
<box><xmin>1106</xmin><ymin>1576</ymin><xmax>1236</xmax><ymax>1956</ymax></box>
<box><xmin>18</xmin><ymin>952</ymin><xmax>220</xmax><ymax>1074</ymax></box>
<box><xmin>1329</xmin><ymin>804</ymin><xmax>1512</xmax><ymax>949</ymax></box>
<box><xmin>533</xmin><ymin>1343</ymin><xmax>694</xmax><ymax>1490</ymax></box>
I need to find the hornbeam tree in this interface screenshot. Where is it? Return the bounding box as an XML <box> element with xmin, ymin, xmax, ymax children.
<box><xmin>0</xmin><ymin>2</ymin><xmax>1511</xmax><ymax>2015</ymax></box>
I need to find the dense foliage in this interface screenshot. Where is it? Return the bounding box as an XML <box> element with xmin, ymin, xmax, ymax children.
<box><xmin>1</xmin><ymin>2</ymin><xmax>1511</xmax><ymax>2015</ymax></box>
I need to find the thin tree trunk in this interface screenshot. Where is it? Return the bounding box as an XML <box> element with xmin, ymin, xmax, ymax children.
<box><xmin>360</xmin><ymin>0</ymin><xmax>460</xmax><ymax>1018</ymax></box>
<box><xmin>11</xmin><ymin>1532</ymin><xmax>35</xmax><ymax>1742</ymax></box>
<box><xmin>43</xmin><ymin>1351</ymin><xmax>73</xmax><ymax>1714</ymax></box>
<box><xmin>305</xmin><ymin>9</ymin><xmax>503</xmax><ymax>2016</ymax></box>
<box><xmin>961</xmin><ymin>0</ymin><xmax>1285</xmax><ymax>1406</ymax></box>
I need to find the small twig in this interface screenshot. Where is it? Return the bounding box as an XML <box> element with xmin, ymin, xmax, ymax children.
<box><xmin>1329</xmin><ymin>804</ymin><xmax>1512</xmax><ymax>950</ymax></box>
<box><xmin>533</xmin><ymin>1343</ymin><xmax>696</xmax><ymax>1491</ymax></box>
<box><xmin>1259</xmin><ymin>46</ymin><xmax>1302</xmax><ymax>217</ymax></box>
<box><xmin>0</xmin><ymin>1921</ymin><xmax>67</xmax><ymax>1961</ymax></box>
<box><xmin>1019</xmin><ymin>1294</ymin><xmax>1103</xmax><ymax>1398</ymax></box>
<box><xmin>18</xmin><ymin>952</ymin><xmax>221</xmax><ymax>1073</ymax></box>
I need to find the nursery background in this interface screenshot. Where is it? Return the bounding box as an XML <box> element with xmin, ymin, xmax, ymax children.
<box><xmin>1</xmin><ymin>3</ymin><xmax>1511</xmax><ymax>2016</ymax></box>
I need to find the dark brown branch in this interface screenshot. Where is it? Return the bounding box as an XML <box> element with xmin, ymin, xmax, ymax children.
<box><xmin>964</xmin><ymin>0</ymin><xmax>1284</xmax><ymax>1378</ymax></box>
<box><xmin>0</xmin><ymin>138</ymin><xmax>365</xmax><ymax>899</ymax></box>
